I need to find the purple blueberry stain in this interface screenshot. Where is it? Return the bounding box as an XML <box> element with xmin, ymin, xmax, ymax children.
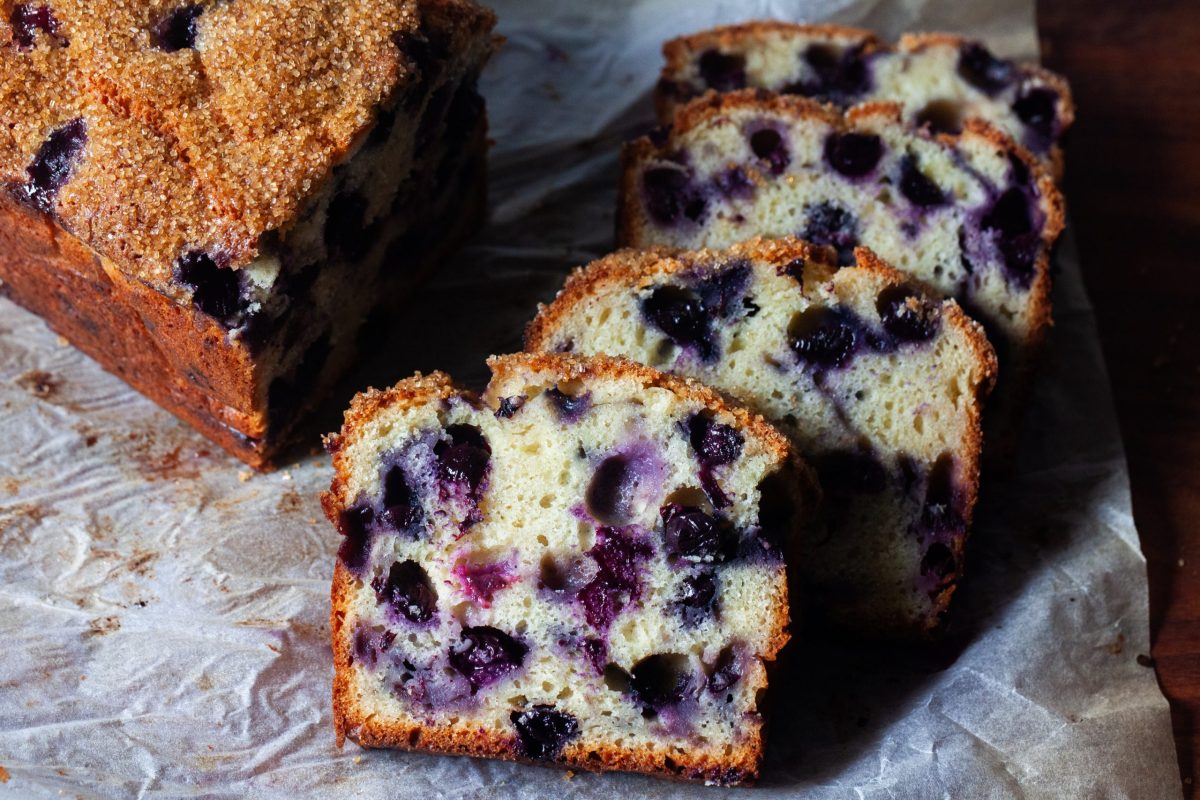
<box><xmin>706</xmin><ymin>645</ymin><xmax>743</xmax><ymax>698</ymax></box>
<box><xmin>351</xmin><ymin>625</ymin><xmax>395</xmax><ymax>670</ymax></box>
<box><xmin>448</xmin><ymin>626</ymin><xmax>528</xmax><ymax>690</ymax></box>
<box><xmin>584</xmin><ymin>442</ymin><xmax>667</xmax><ymax>527</ymax></box>
<box><xmin>23</xmin><ymin>117</ymin><xmax>87</xmax><ymax>213</ymax></box>
<box><xmin>10</xmin><ymin>4</ymin><xmax>63</xmax><ymax>49</ymax></box>
<box><xmin>336</xmin><ymin>503</ymin><xmax>375</xmax><ymax>577</ymax></box>
<box><xmin>452</xmin><ymin>556</ymin><xmax>515</xmax><ymax>606</ymax></box>
<box><xmin>642</xmin><ymin>165</ymin><xmax>707</xmax><ymax>227</ymax></box>
<box><xmin>788</xmin><ymin>305</ymin><xmax>862</xmax><ymax>369</ymax></box>
<box><xmin>151</xmin><ymin>4</ymin><xmax>204</xmax><ymax>51</ymax></box>
<box><xmin>697</xmin><ymin>49</ymin><xmax>746</xmax><ymax>92</ymax></box>
<box><xmin>577</xmin><ymin>527</ymin><xmax>652</xmax><ymax>630</ymax></box>
<box><xmin>957</xmin><ymin>42</ymin><xmax>1016</xmax><ymax>96</ymax></box>
<box><xmin>545</xmin><ymin>386</ymin><xmax>591</xmax><ymax>423</ymax></box>
<box><xmin>981</xmin><ymin>186</ymin><xmax>1040</xmax><ymax>287</ymax></box>
<box><xmin>899</xmin><ymin>155</ymin><xmax>948</xmax><ymax>208</ymax></box>
<box><xmin>379</xmin><ymin>463</ymin><xmax>424</xmax><ymax>535</ymax></box>
<box><xmin>372</xmin><ymin>560</ymin><xmax>438</xmax><ymax>624</ymax></box>
<box><xmin>713</xmin><ymin>166</ymin><xmax>755</xmax><ymax>200</ymax></box>
<box><xmin>824</xmin><ymin>132</ymin><xmax>883</xmax><ymax>179</ymax></box>
<box><xmin>511</xmin><ymin>705</ymin><xmax>580</xmax><ymax>761</ymax></box>
<box><xmin>876</xmin><ymin>284</ymin><xmax>941</xmax><ymax>342</ymax></box>
<box><xmin>435</xmin><ymin>424</ymin><xmax>491</xmax><ymax>530</ymax></box>
<box><xmin>801</xmin><ymin>201</ymin><xmax>858</xmax><ymax>266</ymax></box>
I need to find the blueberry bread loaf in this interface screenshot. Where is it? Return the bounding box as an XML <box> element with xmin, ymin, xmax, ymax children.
<box><xmin>322</xmin><ymin>352</ymin><xmax>818</xmax><ymax>785</ymax></box>
<box><xmin>526</xmin><ymin>238</ymin><xmax>997</xmax><ymax>637</ymax></box>
<box><xmin>655</xmin><ymin>22</ymin><xmax>1074</xmax><ymax>174</ymax></box>
<box><xmin>619</xmin><ymin>91</ymin><xmax>1062</xmax><ymax>452</ymax></box>
<box><xmin>0</xmin><ymin>0</ymin><xmax>496</xmax><ymax>468</ymax></box>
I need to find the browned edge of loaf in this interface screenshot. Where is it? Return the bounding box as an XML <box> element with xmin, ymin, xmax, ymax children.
<box><xmin>654</xmin><ymin>20</ymin><xmax>1077</xmax><ymax>162</ymax></box>
<box><xmin>321</xmin><ymin>352</ymin><xmax>818</xmax><ymax>785</ymax></box>
<box><xmin>618</xmin><ymin>89</ymin><xmax>1064</xmax><ymax>381</ymax></box>
<box><xmin>524</xmin><ymin>236</ymin><xmax>998</xmax><ymax>636</ymax></box>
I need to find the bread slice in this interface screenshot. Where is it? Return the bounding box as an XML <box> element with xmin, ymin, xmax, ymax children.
<box><xmin>655</xmin><ymin>22</ymin><xmax>1074</xmax><ymax>174</ymax></box>
<box><xmin>526</xmin><ymin>238</ymin><xmax>997</xmax><ymax>637</ymax></box>
<box><xmin>322</xmin><ymin>352</ymin><xmax>817</xmax><ymax>785</ymax></box>
<box><xmin>619</xmin><ymin>91</ymin><xmax>1061</xmax><ymax>453</ymax></box>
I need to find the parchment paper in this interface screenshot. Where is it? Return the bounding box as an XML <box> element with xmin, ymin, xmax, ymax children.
<box><xmin>0</xmin><ymin>0</ymin><xmax>1183</xmax><ymax>797</ymax></box>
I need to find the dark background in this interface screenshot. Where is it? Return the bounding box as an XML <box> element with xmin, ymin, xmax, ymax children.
<box><xmin>1040</xmin><ymin>1</ymin><xmax>1200</xmax><ymax>793</ymax></box>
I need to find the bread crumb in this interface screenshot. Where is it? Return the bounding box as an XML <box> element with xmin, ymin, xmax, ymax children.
<box><xmin>56</xmin><ymin>336</ymin><xmax>70</xmax><ymax>347</ymax></box>
<box><xmin>563</xmin><ymin>770</ymin><xmax>575</xmax><ymax>781</ymax></box>
<box><xmin>0</xmin><ymin>765</ymin><xmax>9</xmax><ymax>783</ymax></box>
<box><xmin>1179</xmin><ymin>559</ymin><xmax>1186</xmax><ymax>567</ymax></box>
<box><xmin>238</xmin><ymin>471</ymin><xmax>252</xmax><ymax>482</ymax></box>
<box><xmin>281</xmin><ymin>472</ymin><xmax>292</xmax><ymax>481</ymax></box>
<box><xmin>353</xmin><ymin>756</ymin><xmax>362</xmax><ymax>765</ymax></box>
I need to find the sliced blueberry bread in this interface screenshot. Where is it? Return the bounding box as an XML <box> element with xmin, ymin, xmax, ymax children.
<box><xmin>526</xmin><ymin>238</ymin><xmax>997</xmax><ymax>637</ymax></box>
<box><xmin>620</xmin><ymin>92</ymin><xmax>1062</xmax><ymax>452</ymax></box>
<box><xmin>322</xmin><ymin>352</ymin><xmax>817</xmax><ymax>784</ymax></box>
<box><xmin>655</xmin><ymin>22</ymin><xmax>1074</xmax><ymax>174</ymax></box>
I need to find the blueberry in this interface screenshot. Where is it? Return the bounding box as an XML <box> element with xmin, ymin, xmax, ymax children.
<box><xmin>641</xmin><ymin>284</ymin><xmax>713</xmax><ymax>359</ymax></box>
<box><xmin>713</xmin><ymin>166</ymin><xmax>754</xmax><ymax>200</ymax></box>
<box><xmin>629</xmin><ymin>653</ymin><xmax>692</xmax><ymax>709</ymax></box>
<box><xmin>697</xmin><ymin>49</ymin><xmax>746</xmax><ymax>92</ymax></box>
<box><xmin>351</xmin><ymin>626</ymin><xmax>395</xmax><ymax>669</ymax></box>
<box><xmin>578</xmin><ymin>528</ymin><xmax>650</xmax><ymax>630</ymax></box>
<box><xmin>585</xmin><ymin>455</ymin><xmax>637</xmax><ymax>526</ymax></box>
<box><xmin>10</xmin><ymin>4</ymin><xmax>61</xmax><ymax>49</ymax></box>
<box><xmin>957</xmin><ymin>42</ymin><xmax>1016</xmax><ymax>96</ymax></box>
<box><xmin>686</xmin><ymin>414</ymin><xmax>743</xmax><ymax>468</ymax></box>
<box><xmin>801</xmin><ymin>201</ymin><xmax>858</xmax><ymax>266</ymax></box>
<box><xmin>448</xmin><ymin>626</ymin><xmax>528</xmax><ymax>689</ymax></box>
<box><xmin>788</xmin><ymin>306</ymin><xmax>861</xmax><ymax>368</ymax></box>
<box><xmin>815</xmin><ymin>449</ymin><xmax>887</xmax><ymax>496</ymax></box>
<box><xmin>899</xmin><ymin>155</ymin><xmax>947</xmax><ymax>208</ymax></box>
<box><xmin>698</xmin><ymin>468</ymin><xmax>730</xmax><ymax>510</ymax></box>
<box><xmin>661</xmin><ymin>503</ymin><xmax>727</xmax><ymax>563</ymax></box>
<box><xmin>495</xmin><ymin>395</ymin><xmax>526</xmax><ymax>419</ymax></box>
<box><xmin>1013</xmin><ymin>86</ymin><xmax>1058</xmax><ymax>149</ymax></box>
<box><xmin>779</xmin><ymin>257</ymin><xmax>805</xmax><ymax>283</ymax></box>
<box><xmin>436</xmin><ymin>425</ymin><xmax>490</xmax><ymax>491</ymax></box>
<box><xmin>694</xmin><ymin>263</ymin><xmax>751</xmax><ymax>319</ymax></box>
<box><xmin>511</xmin><ymin>705</ymin><xmax>580</xmax><ymax>760</ymax></box>
<box><xmin>876</xmin><ymin>285</ymin><xmax>940</xmax><ymax>342</ymax></box>
<box><xmin>707</xmin><ymin>646</ymin><xmax>741</xmax><ymax>696</ymax></box>
<box><xmin>336</xmin><ymin>503</ymin><xmax>374</xmax><ymax>576</ymax></box>
<box><xmin>642</xmin><ymin>166</ymin><xmax>706</xmax><ymax>226</ymax></box>
<box><xmin>545</xmin><ymin>386</ymin><xmax>591</xmax><ymax>422</ymax></box>
<box><xmin>151</xmin><ymin>5</ymin><xmax>204</xmax><ymax>51</ymax></box>
<box><xmin>324</xmin><ymin>191</ymin><xmax>372</xmax><ymax>261</ymax></box>
<box><xmin>23</xmin><ymin>117</ymin><xmax>87</xmax><ymax>212</ymax></box>
<box><xmin>173</xmin><ymin>250</ymin><xmax>244</xmax><ymax>324</ymax></box>
<box><xmin>981</xmin><ymin>187</ymin><xmax>1039</xmax><ymax>285</ymax></box>
<box><xmin>380</xmin><ymin>464</ymin><xmax>422</xmax><ymax>534</ymax></box>
<box><xmin>920</xmin><ymin>542</ymin><xmax>957</xmax><ymax>580</ymax></box>
<box><xmin>673</xmin><ymin>571</ymin><xmax>718</xmax><ymax>626</ymax></box>
<box><xmin>372</xmin><ymin>560</ymin><xmax>437</xmax><ymax>623</ymax></box>
<box><xmin>582</xmin><ymin>638</ymin><xmax>607</xmax><ymax>673</ymax></box>
<box><xmin>824</xmin><ymin>132</ymin><xmax>883</xmax><ymax>178</ymax></box>
<box><xmin>754</xmin><ymin>472</ymin><xmax>794</xmax><ymax>556</ymax></box>
<box><xmin>785</xmin><ymin>43</ymin><xmax>871</xmax><ymax>103</ymax></box>
<box><xmin>921</xmin><ymin>454</ymin><xmax>963</xmax><ymax>533</ymax></box>
<box><xmin>749</xmin><ymin>128</ymin><xmax>789</xmax><ymax>175</ymax></box>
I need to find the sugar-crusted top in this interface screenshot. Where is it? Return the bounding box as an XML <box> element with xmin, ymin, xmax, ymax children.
<box><xmin>0</xmin><ymin>0</ymin><xmax>495</xmax><ymax>292</ymax></box>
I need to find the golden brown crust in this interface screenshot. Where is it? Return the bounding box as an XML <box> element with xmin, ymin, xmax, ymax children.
<box><xmin>325</xmin><ymin>351</ymin><xmax>816</xmax><ymax>783</ymax></box>
<box><xmin>524</xmin><ymin>238</ymin><xmax>998</xmax><ymax>638</ymax></box>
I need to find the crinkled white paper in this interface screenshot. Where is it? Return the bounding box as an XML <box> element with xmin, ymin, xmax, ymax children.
<box><xmin>0</xmin><ymin>1</ymin><xmax>1183</xmax><ymax>797</ymax></box>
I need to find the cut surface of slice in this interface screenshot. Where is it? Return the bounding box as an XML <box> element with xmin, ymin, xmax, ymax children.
<box><xmin>323</xmin><ymin>352</ymin><xmax>816</xmax><ymax>784</ymax></box>
<box><xmin>527</xmin><ymin>238</ymin><xmax>997</xmax><ymax>636</ymax></box>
